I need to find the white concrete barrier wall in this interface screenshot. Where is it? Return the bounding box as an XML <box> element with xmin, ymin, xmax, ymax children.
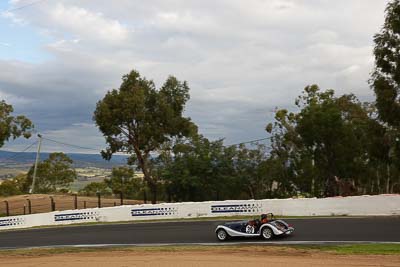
<box><xmin>1</xmin><ymin>194</ymin><xmax>399</xmax><ymax>231</ymax></box>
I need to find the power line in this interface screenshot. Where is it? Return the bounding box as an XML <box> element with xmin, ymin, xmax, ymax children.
<box><xmin>42</xmin><ymin>137</ymin><xmax>102</xmax><ymax>152</ymax></box>
<box><xmin>44</xmin><ymin>135</ymin><xmax>273</xmax><ymax>151</ymax></box>
<box><xmin>226</xmin><ymin>137</ymin><xmax>272</xmax><ymax>147</ymax></box>
<box><xmin>1</xmin><ymin>135</ymin><xmax>273</xmax><ymax>158</ymax></box>
<box><xmin>5</xmin><ymin>0</ymin><xmax>48</xmax><ymax>12</ymax></box>
<box><xmin>0</xmin><ymin>140</ymin><xmax>38</xmax><ymax>162</ymax></box>
<box><xmin>44</xmin><ymin>135</ymin><xmax>273</xmax><ymax>153</ymax></box>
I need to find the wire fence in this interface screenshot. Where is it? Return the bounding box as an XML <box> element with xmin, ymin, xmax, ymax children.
<box><xmin>0</xmin><ymin>194</ymin><xmax>143</xmax><ymax>217</ymax></box>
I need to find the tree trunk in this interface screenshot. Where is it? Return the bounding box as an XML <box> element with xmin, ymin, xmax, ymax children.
<box><xmin>324</xmin><ymin>176</ymin><xmax>336</xmax><ymax>197</ymax></box>
<box><xmin>390</xmin><ymin>183</ymin><xmax>396</xmax><ymax>194</ymax></box>
<box><xmin>132</xmin><ymin>145</ymin><xmax>156</xmax><ymax>203</ymax></box>
<box><xmin>248</xmin><ymin>186</ymin><xmax>255</xmax><ymax>199</ymax></box>
<box><xmin>167</xmin><ymin>189</ymin><xmax>172</xmax><ymax>203</ymax></box>
<box><xmin>370</xmin><ymin>179</ymin><xmax>374</xmax><ymax>195</ymax></box>
<box><xmin>216</xmin><ymin>190</ymin><xmax>220</xmax><ymax>201</ymax></box>
<box><xmin>149</xmin><ymin>182</ymin><xmax>157</xmax><ymax>204</ymax></box>
<box><xmin>265</xmin><ymin>182</ymin><xmax>272</xmax><ymax>198</ymax></box>
<box><xmin>143</xmin><ymin>189</ymin><xmax>147</xmax><ymax>204</ymax></box>
<box><xmin>376</xmin><ymin>169</ymin><xmax>380</xmax><ymax>194</ymax></box>
<box><xmin>386</xmin><ymin>163</ymin><xmax>390</xmax><ymax>194</ymax></box>
<box><xmin>311</xmin><ymin>177</ymin><xmax>315</xmax><ymax>197</ymax></box>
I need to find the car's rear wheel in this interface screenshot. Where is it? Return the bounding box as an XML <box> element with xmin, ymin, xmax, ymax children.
<box><xmin>216</xmin><ymin>229</ymin><xmax>229</xmax><ymax>241</ymax></box>
<box><xmin>261</xmin><ymin>227</ymin><xmax>273</xmax><ymax>240</ymax></box>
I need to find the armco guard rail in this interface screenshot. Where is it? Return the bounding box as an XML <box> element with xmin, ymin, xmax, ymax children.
<box><xmin>0</xmin><ymin>194</ymin><xmax>399</xmax><ymax>230</ymax></box>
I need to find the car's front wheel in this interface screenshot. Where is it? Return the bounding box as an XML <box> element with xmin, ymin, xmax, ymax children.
<box><xmin>261</xmin><ymin>227</ymin><xmax>274</xmax><ymax>240</ymax></box>
<box><xmin>216</xmin><ymin>229</ymin><xmax>229</xmax><ymax>241</ymax></box>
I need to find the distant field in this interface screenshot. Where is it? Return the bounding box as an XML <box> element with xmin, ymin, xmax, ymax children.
<box><xmin>0</xmin><ymin>168</ymin><xmax>25</xmax><ymax>177</ymax></box>
<box><xmin>0</xmin><ymin>194</ymin><xmax>143</xmax><ymax>216</ymax></box>
<box><xmin>69</xmin><ymin>178</ymin><xmax>105</xmax><ymax>192</ymax></box>
<box><xmin>69</xmin><ymin>180</ymin><xmax>91</xmax><ymax>192</ymax></box>
<box><xmin>0</xmin><ymin>168</ymin><xmax>24</xmax><ymax>175</ymax></box>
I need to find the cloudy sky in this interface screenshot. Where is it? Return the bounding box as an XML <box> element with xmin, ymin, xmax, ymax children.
<box><xmin>0</xmin><ymin>0</ymin><xmax>389</xmax><ymax>153</ymax></box>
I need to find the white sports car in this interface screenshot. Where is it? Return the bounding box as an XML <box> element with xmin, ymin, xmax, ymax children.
<box><xmin>215</xmin><ymin>213</ymin><xmax>294</xmax><ymax>241</ymax></box>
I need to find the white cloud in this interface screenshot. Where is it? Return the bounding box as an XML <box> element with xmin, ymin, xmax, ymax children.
<box><xmin>308</xmin><ymin>30</ymin><xmax>339</xmax><ymax>44</ymax></box>
<box><xmin>0</xmin><ymin>0</ymin><xmax>390</xmax><ymax>151</ymax></box>
<box><xmin>48</xmin><ymin>3</ymin><xmax>129</xmax><ymax>43</ymax></box>
<box><xmin>40</xmin><ymin>123</ymin><xmax>105</xmax><ymax>153</ymax></box>
<box><xmin>1</xmin><ymin>10</ymin><xmax>26</xmax><ymax>25</ymax></box>
<box><xmin>9</xmin><ymin>0</ymin><xmax>23</xmax><ymax>5</ymax></box>
<box><xmin>0</xmin><ymin>90</ymin><xmax>32</xmax><ymax>106</ymax></box>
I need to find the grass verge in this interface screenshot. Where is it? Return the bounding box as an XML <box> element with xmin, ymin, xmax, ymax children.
<box><xmin>299</xmin><ymin>243</ymin><xmax>400</xmax><ymax>255</ymax></box>
<box><xmin>0</xmin><ymin>244</ymin><xmax>399</xmax><ymax>257</ymax></box>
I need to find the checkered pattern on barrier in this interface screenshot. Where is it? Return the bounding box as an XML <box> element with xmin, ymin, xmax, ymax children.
<box><xmin>54</xmin><ymin>211</ymin><xmax>99</xmax><ymax>222</ymax></box>
<box><xmin>131</xmin><ymin>207</ymin><xmax>178</xmax><ymax>217</ymax></box>
<box><xmin>0</xmin><ymin>217</ymin><xmax>24</xmax><ymax>227</ymax></box>
<box><xmin>211</xmin><ymin>203</ymin><xmax>262</xmax><ymax>213</ymax></box>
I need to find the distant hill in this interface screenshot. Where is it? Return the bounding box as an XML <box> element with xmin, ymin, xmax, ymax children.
<box><xmin>0</xmin><ymin>150</ymin><xmax>129</xmax><ymax>169</ymax></box>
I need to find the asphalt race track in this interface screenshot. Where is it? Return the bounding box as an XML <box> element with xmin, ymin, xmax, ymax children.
<box><xmin>0</xmin><ymin>217</ymin><xmax>399</xmax><ymax>249</ymax></box>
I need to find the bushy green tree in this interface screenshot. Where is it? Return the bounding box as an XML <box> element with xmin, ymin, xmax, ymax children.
<box><xmin>234</xmin><ymin>144</ymin><xmax>271</xmax><ymax>199</ymax></box>
<box><xmin>104</xmin><ymin>167</ymin><xmax>142</xmax><ymax>199</ymax></box>
<box><xmin>0</xmin><ymin>179</ymin><xmax>21</xmax><ymax>196</ymax></box>
<box><xmin>160</xmin><ymin>135</ymin><xmax>238</xmax><ymax>201</ymax></box>
<box><xmin>0</xmin><ymin>100</ymin><xmax>33</xmax><ymax>147</ymax></box>
<box><xmin>94</xmin><ymin>70</ymin><xmax>197</xmax><ymax>203</ymax></box>
<box><xmin>372</xmin><ymin>0</ymin><xmax>400</xmax><ymax>127</ymax></box>
<box><xmin>371</xmin><ymin>0</ymin><xmax>400</xmax><ymax>194</ymax></box>
<box><xmin>79</xmin><ymin>182</ymin><xmax>111</xmax><ymax>196</ymax></box>
<box><xmin>27</xmin><ymin>152</ymin><xmax>77</xmax><ymax>193</ymax></box>
<box><xmin>266</xmin><ymin>85</ymin><xmax>389</xmax><ymax>197</ymax></box>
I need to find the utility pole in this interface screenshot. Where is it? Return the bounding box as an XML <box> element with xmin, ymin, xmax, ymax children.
<box><xmin>30</xmin><ymin>134</ymin><xmax>42</xmax><ymax>194</ymax></box>
<box><xmin>311</xmin><ymin>145</ymin><xmax>316</xmax><ymax>196</ymax></box>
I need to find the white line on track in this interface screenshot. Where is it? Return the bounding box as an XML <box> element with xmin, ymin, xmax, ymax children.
<box><xmin>2</xmin><ymin>241</ymin><xmax>400</xmax><ymax>250</ymax></box>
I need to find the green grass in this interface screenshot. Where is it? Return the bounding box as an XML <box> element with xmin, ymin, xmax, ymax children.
<box><xmin>298</xmin><ymin>244</ymin><xmax>400</xmax><ymax>255</ymax></box>
<box><xmin>0</xmin><ymin>244</ymin><xmax>399</xmax><ymax>257</ymax></box>
<box><xmin>0</xmin><ymin>247</ymin><xmax>108</xmax><ymax>256</ymax></box>
<box><xmin>0</xmin><ymin>245</ymin><xmax>244</xmax><ymax>257</ymax></box>
<box><xmin>69</xmin><ymin>180</ymin><xmax>93</xmax><ymax>192</ymax></box>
